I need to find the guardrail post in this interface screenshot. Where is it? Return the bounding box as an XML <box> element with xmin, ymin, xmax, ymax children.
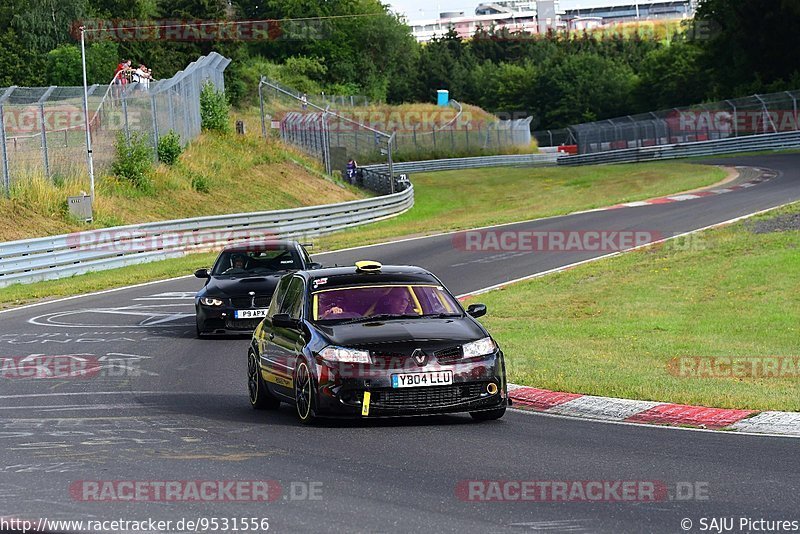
<box><xmin>0</xmin><ymin>105</ymin><xmax>9</xmax><ymax>197</ymax></box>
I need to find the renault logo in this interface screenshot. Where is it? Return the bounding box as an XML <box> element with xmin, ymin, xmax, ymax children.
<box><xmin>412</xmin><ymin>348</ymin><xmax>427</xmax><ymax>366</ymax></box>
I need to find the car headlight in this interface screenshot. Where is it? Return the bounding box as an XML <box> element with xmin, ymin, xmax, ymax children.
<box><xmin>319</xmin><ymin>346</ymin><xmax>371</xmax><ymax>364</ymax></box>
<box><xmin>200</xmin><ymin>297</ymin><xmax>225</xmax><ymax>306</ymax></box>
<box><xmin>462</xmin><ymin>337</ymin><xmax>497</xmax><ymax>359</ymax></box>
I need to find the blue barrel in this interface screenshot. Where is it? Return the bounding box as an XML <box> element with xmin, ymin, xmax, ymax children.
<box><xmin>437</xmin><ymin>89</ymin><xmax>449</xmax><ymax>106</ymax></box>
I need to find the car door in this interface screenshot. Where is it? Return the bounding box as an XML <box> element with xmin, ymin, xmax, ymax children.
<box><xmin>264</xmin><ymin>276</ymin><xmax>306</xmax><ymax>399</ymax></box>
<box><xmin>259</xmin><ymin>276</ymin><xmax>294</xmax><ymax>399</ymax></box>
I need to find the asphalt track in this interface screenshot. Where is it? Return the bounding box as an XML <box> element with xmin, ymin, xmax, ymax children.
<box><xmin>0</xmin><ymin>154</ymin><xmax>798</xmax><ymax>533</ymax></box>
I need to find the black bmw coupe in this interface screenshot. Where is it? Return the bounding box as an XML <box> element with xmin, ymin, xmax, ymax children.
<box><xmin>194</xmin><ymin>240</ymin><xmax>320</xmax><ymax>336</ymax></box>
<box><xmin>247</xmin><ymin>261</ymin><xmax>508</xmax><ymax>423</ymax></box>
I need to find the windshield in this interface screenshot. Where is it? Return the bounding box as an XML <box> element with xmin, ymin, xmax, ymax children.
<box><xmin>211</xmin><ymin>248</ymin><xmax>302</xmax><ymax>277</ymax></box>
<box><xmin>312</xmin><ymin>284</ymin><xmax>462</xmax><ymax>322</ymax></box>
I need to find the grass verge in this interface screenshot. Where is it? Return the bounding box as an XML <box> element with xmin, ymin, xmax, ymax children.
<box><xmin>465</xmin><ymin>202</ymin><xmax>800</xmax><ymax>412</ymax></box>
<box><xmin>314</xmin><ymin>161</ymin><xmax>727</xmax><ymax>251</ymax></box>
<box><xmin>0</xmin><ymin>127</ymin><xmax>363</xmax><ymax>242</ymax></box>
<box><xmin>0</xmin><ymin>161</ymin><xmax>726</xmax><ymax>309</ymax></box>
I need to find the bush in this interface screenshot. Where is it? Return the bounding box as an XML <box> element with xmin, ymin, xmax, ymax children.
<box><xmin>157</xmin><ymin>130</ymin><xmax>183</xmax><ymax>165</ymax></box>
<box><xmin>188</xmin><ymin>170</ymin><xmax>211</xmax><ymax>193</ymax></box>
<box><xmin>200</xmin><ymin>82</ymin><xmax>231</xmax><ymax>132</ymax></box>
<box><xmin>111</xmin><ymin>131</ymin><xmax>154</xmax><ymax>190</ymax></box>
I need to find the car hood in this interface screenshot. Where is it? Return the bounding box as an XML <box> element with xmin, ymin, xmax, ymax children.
<box><xmin>204</xmin><ymin>273</ymin><xmax>284</xmax><ymax>297</ymax></box>
<box><xmin>317</xmin><ymin>317</ymin><xmax>487</xmax><ymax>347</ymax></box>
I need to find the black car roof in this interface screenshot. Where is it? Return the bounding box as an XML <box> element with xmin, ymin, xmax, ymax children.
<box><xmin>297</xmin><ymin>265</ymin><xmax>441</xmax><ymax>289</ymax></box>
<box><xmin>221</xmin><ymin>240</ymin><xmax>300</xmax><ymax>253</ymax></box>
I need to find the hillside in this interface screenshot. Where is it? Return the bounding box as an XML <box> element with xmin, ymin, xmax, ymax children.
<box><xmin>0</xmin><ymin>126</ymin><xmax>363</xmax><ymax>242</ymax></box>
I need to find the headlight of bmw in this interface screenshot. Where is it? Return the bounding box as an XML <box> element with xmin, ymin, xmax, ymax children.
<box><xmin>462</xmin><ymin>337</ymin><xmax>497</xmax><ymax>359</ymax></box>
<box><xmin>319</xmin><ymin>346</ymin><xmax>371</xmax><ymax>364</ymax></box>
<box><xmin>200</xmin><ymin>297</ymin><xmax>225</xmax><ymax>306</ymax></box>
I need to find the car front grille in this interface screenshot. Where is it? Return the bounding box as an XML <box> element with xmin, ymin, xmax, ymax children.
<box><xmin>434</xmin><ymin>345</ymin><xmax>463</xmax><ymax>363</ymax></box>
<box><xmin>370</xmin><ymin>383</ymin><xmax>488</xmax><ymax>410</ymax></box>
<box><xmin>225</xmin><ymin>318</ymin><xmax>263</xmax><ymax>330</ymax></box>
<box><xmin>229</xmin><ymin>296</ymin><xmax>270</xmax><ymax>309</ymax></box>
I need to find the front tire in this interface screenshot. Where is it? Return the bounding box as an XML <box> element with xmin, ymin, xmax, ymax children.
<box><xmin>195</xmin><ymin>312</ymin><xmax>206</xmax><ymax>338</ymax></box>
<box><xmin>470</xmin><ymin>407</ymin><xmax>506</xmax><ymax>421</ymax></box>
<box><xmin>294</xmin><ymin>360</ymin><xmax>316</xmax><ymax>425</ymax></box>
<box><xmin>248</xmin><ymin>350</ymin><xmax>280</xmax><ymax>410</ymax></box>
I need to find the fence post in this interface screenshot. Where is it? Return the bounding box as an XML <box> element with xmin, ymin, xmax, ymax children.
<box><xmin>150</xmin><ymin>94</ymin><xmax>160</xmax><ymax>162</ymax></box>
<box><xmin>0</xmin><ymin>105</ymin><xmax>9</xmax><ymax>197</ymax></box>
<box><xmin>258</xmin><ymin>78</ymin><xmax>267</xmax><ymax>139</ymax></box>
<box><xmin>787</xmin><ymin>91</ymin><xmax>798</xmax><ymax>131</ymax></box>
<box><xmin>464</xmin><ymin>125</ymin><xmax>469</xmax><ymax>148</ymax></box>
<box><xmin>121</xmin><ymin>89</ymin><xmax>131</xmax><ymax>143</ymax></box>
<box><xmin>387</xmin><ymin>133</ymin><xmax>395</xmax><ymax>195</ymax></box>
<box><xmin>40</xmin><ymin>103</ymin><xmax>50</xmax><ymax>178</ymax></box>
<box><xmin>450</xmin><ymin>127</ymin><xmax>455</xmax><ymax>150</ymax></box>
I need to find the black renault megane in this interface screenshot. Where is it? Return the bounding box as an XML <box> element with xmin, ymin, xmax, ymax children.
<box><xmin>247</xmin><ymin>261</ymin><xmax>508</xmax><ymax>423</ymax></box>
<box><xmin>194</xmin><ymin>240</ymin><xmax>320</xmax><ymax>336</ymax></box>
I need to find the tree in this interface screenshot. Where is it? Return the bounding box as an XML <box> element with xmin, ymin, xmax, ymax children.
<box><xmin>694</xmin><ymin>0</ymin><xmax>800</xmax><ymax>97</ymax></box>
<box><xmin>634</xmin><ymin>41</ymin><xmax>705</xmax><ymax>110</ymax></box>
<box><xmin>46</xmin><ymin>45</ymin><xmax>83</xmax><ymax>86</ymax></box>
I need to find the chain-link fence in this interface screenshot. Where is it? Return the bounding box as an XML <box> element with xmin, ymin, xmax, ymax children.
<box><xmin>1</xmin><ymin>52</ymin><xmax>230</xmax><ymax>195</ymax></box>
<box><xmin>258</xmin><ymin>76</ymin><xmax>400</xmax><ymax>193</ymax></box>
<box><xmin>258</xmin><ymin>76</ymin><xmax>535</xmax><ymax>188</ymax></box>
<box><xmin>572</xmin><ymin>89</ymin><xmax>800</xmax><ymax>154</ymax></box>
<box><xmin>533</xmin><ymin>128</ymin><xmax>577</xmax><ymax>148</ymax></box>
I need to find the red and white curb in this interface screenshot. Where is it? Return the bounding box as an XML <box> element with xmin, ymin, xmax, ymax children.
<box><xmin>605</xmin><ymin>167</ymin><xmax>776</xmax><ymax>210</ymax></box>
<box><xmin>507</xmin><ymin>385</ymin><xmax>800</xmax><ymax>436</ymax></box>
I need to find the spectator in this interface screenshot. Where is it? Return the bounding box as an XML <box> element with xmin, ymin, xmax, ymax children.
<box><xmin>132</xmin><ymin>64</ymin><xmax>152</xmax><ymax>90</ymax></box>
<box><xmin>346</xmin><ymin>158</ymin><xmax>358</xmax><ymax>183</ymax></box>
<box><xmin>300</xmin><ymin>93</ymin><xmax>308</xmax><ymax>111</ymax></box>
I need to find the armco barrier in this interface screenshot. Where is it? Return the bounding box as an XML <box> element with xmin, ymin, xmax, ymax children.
<box><xmin>0</xmin><ymin>185</ymin><xmax>413</xmax><ymax>288</ymax></box>
<box><xmin>559</xmin><ymin>130</ymin><xmax>800</xmax><ymax>166</ymax></box>
<box><xmin>364</xmin><ymin>153</ymin><xmax>559</xmax><ymax>175</ymax></box>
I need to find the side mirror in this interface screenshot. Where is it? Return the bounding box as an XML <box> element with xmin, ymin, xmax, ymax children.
<box><xmin>466</xmin><ymin>303</ymin><xmax>487</xmax><ymax>318</ymax></box>
<box><xmin>308</xmin><ymin>262</ymin><xmax>323</xmax><ymax>270</ymax></box>
<box><xmin>194</xmin><ymin>268</ymin><xmax>210</xmax><ymax>278</ymax></box>
<box><xmin>272</xmin><ymin>313</ymin><xmax>299</xmax><ymax>329</ymax></box>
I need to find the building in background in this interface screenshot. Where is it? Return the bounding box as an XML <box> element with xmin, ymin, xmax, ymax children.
<box><xmin>408</xmin><ymin>0</ymin><xmax>695</xmax><ymax>42</ymax></box>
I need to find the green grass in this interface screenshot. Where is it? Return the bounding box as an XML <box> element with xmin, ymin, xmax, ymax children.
<box><xmin>0</xmin><ymin>114</ymin><xmax>363</xmax><ymax>242</ymax></box>
<box><xmin>0</xmin><ymin>161</ymin><xmax>726</xmax><ymax>309</ymax></box>
<box><xmin>465</xmin><ymin>203</ymin><xmax>800</xmax><ymax>412</ymax></box>
<box><xmin>314</xmin><ymin>161</ymin><xmax>727</xmax><ymax>251</ymax></box>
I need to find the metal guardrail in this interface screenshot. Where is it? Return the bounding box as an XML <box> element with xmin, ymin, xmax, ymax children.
<box><xmin>559</xmin><ymin>130</ymin><xmax>800</xmax><ymax>166</ymax></box>
<box><xmin>0</xmin><ymin>185</ymin><xmax>413</xmax><ymax>288</ymax></box>
<box><xmin>365</xmin><ymin>153</ymin><xmax>559</xmax><ymax>174</ymax></box>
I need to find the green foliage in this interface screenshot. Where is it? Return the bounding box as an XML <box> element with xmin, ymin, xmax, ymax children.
<box><xmin>200</xmin><ymin>82</ymin><xmax>231</xmax><ymax>132</ymax></box>
<box><xmin>111</xmin><ymin>131</ymin><xmax>154</xmax><ymax>190</ymax></box>
<box><xmin>188</xmin><ymin>170</ymin><xmax>211</xmax><ymax>193</ymax></box>
<box><xmin>86</xmin><ymin>41</ymin><xmax>121</xmax><ymax>84</ymax></box>
<box><xmin>45</xmin><ymin>45</ymin><xmax>83</xmax><ymax>86</ymax></box>
<box><xmin>157</xmin><ymin>130</ymin><xmax>183</xmax><ymax>166</ymax></box>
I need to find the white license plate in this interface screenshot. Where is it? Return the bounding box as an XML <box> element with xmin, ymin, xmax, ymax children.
<box><xmin>234</xmin><ymin>309</ymin><xmax>268</xmax><ymax>319</ymax></box>
<box><xmin>392</xmin><ymin>370</ymin><xmax>453</xmax><ymax>388</ymax></box>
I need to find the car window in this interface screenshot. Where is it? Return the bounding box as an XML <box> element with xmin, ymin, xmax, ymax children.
<box><xmin>267</xmin><ymin>276</ymin><xmax>292</xmax><ymax>319</ymax></box>
<box><xmin>279</xmin><ymin>277</ymin><xmax>305</xmax><ymax>319</ymax></box>
<box><xmin>312</xmin><ymin>284</ymin><xmax>460</xmax><ymax>322</ymax></box>
<box><xmin>211</xmin><ymin>248</ymin><xmax>303</xmax><ymax>277</ymax></box>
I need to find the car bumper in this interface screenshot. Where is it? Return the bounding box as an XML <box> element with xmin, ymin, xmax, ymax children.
<box><xmin>197</xmin><ymin>305</ymin><xmax>264</xmax><ymax>332</ymax></box>
<box><xmin>312</xmin><ymin>351</ymin><xmax>508</xmax><ymax>417</ymax></box>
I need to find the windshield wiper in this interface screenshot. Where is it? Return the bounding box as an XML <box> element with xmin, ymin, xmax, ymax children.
<box><xmin>341</xmin><ymin>314</ymin><xmax>409</xmax><ymax>325</ymax></box>
<box><xmin>417</xmin><ymin>313</ymin><xmax>462</xmax><ymax>318</ymax></box>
